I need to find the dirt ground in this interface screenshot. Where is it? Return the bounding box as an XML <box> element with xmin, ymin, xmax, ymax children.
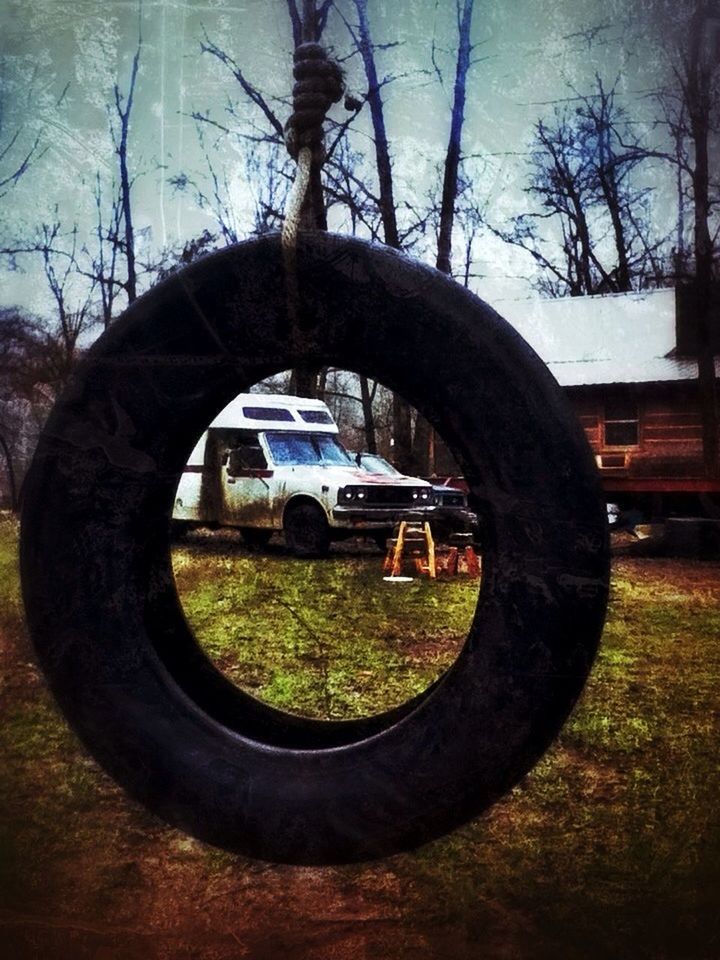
<box><xmin>2</xmin><ymin>521</ymin><xmax>719</xmax><ymax>959</ymax></box>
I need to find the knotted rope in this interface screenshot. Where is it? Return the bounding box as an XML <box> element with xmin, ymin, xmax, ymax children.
<box><xmin>284</xmin><ymin>42</ymin><xmax>344</xmax><ymax>166</ymax></box>
<box><xmin>281</xmin><ymin>43</ymin><xmax>344</xmax><ymax>337</ymax></box>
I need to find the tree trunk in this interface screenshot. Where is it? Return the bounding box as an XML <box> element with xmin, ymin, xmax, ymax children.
<box><xmin>359</xmin><ymin>375</ymin><xmax>377</xmax><ymax>453</ymax></box>
<box><xmin>595</xmin><ymin>96</ymin><xmax>630</xmax><ymax>292</ymax></box>
<box><xmin>392</xmin><ymin>400</ymin><xmax>413</xmax><ymax>475</ymax></box>
<box><xmin>353</xmin><ymin>0</ymin><xmax>411</xmax><ymax>469</ymax></box>
<box><xmin>116</xmin><ymin>44</ymin><xmax>140</xmax><ymax>304</ymax></box>
<box><xmin>436</xmin><ymin>0</ymin><xmax>474</xmax><ymax>276</ymax></box>
<box><xmin>0</xmin><ymin>432</ymin><xmax>17</xmax><ymax>512</ymax></box>
<box><xmin>574</xmin><ymin>202</ymin><xmax>595</xmax><ymax>294</ymax></box>
<box><xmin>599</xmin><ymin>165</ymin><xmax>631</xmax><ymax>291</ymax></box>
<box><xmin>316</xmin><ymin>366</ymin><xmax>328</xmax><ymax>401</ymax></box>
<box><xmin>688</xmin><ymin>2</ymin><xmax>718</xmax><ymax>477</ymax></box>
<box><xmin>119</xmin><ymin>144</ymin><xmax>137</xmax><ymax>303</ymax></box>
<box><xmin>290</xmin><ymin>367</ymin><xmax>320</xmax><ymax>399</ymax></box>
<box><xmin>415</xmin><ymin>0</ymin><xmax>474</xmax><ymax>476</ymax></box>
<box><xmin>353</xmin><ymin>0</ymin><xmax>400</xmax><ymax>249</ymax></box>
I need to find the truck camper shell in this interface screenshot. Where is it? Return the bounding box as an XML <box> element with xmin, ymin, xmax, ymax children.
<box><xmin>173</xmin><ymin>393</ymin><xmax>435</xmax><ymax>555</ymax></box>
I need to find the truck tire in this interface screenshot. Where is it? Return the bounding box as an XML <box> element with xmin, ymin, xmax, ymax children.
<box><xmin>20</xmin><ymin>232</ymin><xmax>609</xmax><ymax>865</ymax></box>
<box><xmin>240</xmin><ymin>527</ymin><xmax>273</xmax><ymax>550</ymax></box>
<box><xmin>283</xmin><ymin>501</ymin><xmax>331</xmax><ymax>557</ymax></box>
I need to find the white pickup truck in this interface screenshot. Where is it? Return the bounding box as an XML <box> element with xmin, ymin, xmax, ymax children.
<box><xmin>173</xmin><ymin>393</ymin><xmax>435</xmax><ymax>555</ymax></box>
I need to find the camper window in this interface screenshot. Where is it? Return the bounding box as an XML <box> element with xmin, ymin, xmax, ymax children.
<box><xmin>242</xmin><ymin>406</ymin><xmax>294</xmax><ymax>422</ymax></box>
<box><xmin>298</xmin><ymin>409</ymin><xmax>334</xmax><ymax>424</ymax></box>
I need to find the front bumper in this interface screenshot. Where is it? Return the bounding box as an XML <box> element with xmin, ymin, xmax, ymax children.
<box><xmin>331</xmin><ymin>505</ymin><xmax>437</xmax><ymax>528</ymax></box>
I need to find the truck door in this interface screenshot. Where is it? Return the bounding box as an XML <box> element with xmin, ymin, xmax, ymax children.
<box><xmin>221</xmin><ymin>436</ymin><xmax>274</xmax><ymax>527</ymax></box>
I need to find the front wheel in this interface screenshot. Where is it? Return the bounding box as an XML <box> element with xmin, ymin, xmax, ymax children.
<box><xmin>283</xmin><ymin>502</ymin><xmax>331</xmax><ymax>558</ymax></box>
<box><xmin>240</xmin><ymin>527</ymin><xmax>273</xmax><ymax>550</ymax></box>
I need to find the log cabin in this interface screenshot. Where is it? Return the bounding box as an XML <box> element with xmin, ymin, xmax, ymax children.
<box><xmin>499</xmin><ymin>287</ymin><xmax>720</xmax><ymax>516</ymax></box>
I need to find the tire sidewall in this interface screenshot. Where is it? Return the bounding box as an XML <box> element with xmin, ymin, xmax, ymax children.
<box><xmin>20</xmin><ymin>233</ymin><xmax>609</xmax><ymax>864</ymax></box>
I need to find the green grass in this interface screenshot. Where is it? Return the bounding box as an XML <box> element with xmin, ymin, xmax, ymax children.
<box><xmin>2</xmin><ymin>512</ymin><xmax>720</xmax><ymax>958</ymax></box>
<box><xmin>172</xmin><ymin>531</ymin><xmax>479</xmax><ymax>718</ymax></box>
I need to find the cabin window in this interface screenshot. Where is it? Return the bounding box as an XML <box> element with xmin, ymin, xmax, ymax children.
<box><xmin>604</xmin><ymin>397</ymin><xmax>639</xmax><ymax>447</ymax></box>
<box><xmin>242</xmin><ymin>406</ymin><xmax>294</xmax><ymax>422</ymax></box>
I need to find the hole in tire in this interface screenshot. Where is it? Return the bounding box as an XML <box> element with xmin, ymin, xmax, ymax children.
<box><xmin>171</xmin><ymin>369</ymin><xmax>483</xmax><ymax>721</ymax></box>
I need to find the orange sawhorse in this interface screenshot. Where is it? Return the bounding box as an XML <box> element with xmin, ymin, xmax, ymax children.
<box><xmin>383</xmin><ymin>520</ymin><xmax>436</xmax><ymax>578</ymax></box>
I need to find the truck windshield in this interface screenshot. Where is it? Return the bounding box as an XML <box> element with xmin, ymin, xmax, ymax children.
<box><xmin>359</xmin><ymin>454</ymin><xmax>401</xmax><ymax>476</ymax></box>
<box><xmin>264</xmin><ymin>432</ymin><xmax>353</xmax><ymax>466</ymax></box>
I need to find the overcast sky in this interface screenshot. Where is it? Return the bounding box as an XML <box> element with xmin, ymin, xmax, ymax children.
<box><xmin>0</xmin><ymin>0</ymin><xmax>694</xmax><ymax>318</ymax></box>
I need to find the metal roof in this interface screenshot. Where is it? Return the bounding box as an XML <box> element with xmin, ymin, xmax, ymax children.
<box><xmin>495</xmin><ymin>287</ymin><xmax>720</xmax><ymax>388</ymax></box>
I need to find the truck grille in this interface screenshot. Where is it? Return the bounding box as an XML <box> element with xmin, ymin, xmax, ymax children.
<box><xmin>363</xmin><ymin>487</ymin><xmax>420</xmax><ymax>505</ymax></box>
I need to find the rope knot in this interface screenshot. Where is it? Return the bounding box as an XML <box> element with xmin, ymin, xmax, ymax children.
<box><xmin>284</xmin><ymin>42</ymin><xmax>344</xmax><ymax>164</ymax></box>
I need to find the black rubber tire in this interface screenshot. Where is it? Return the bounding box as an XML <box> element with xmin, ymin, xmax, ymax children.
<box><xmin>283</xmin><ymin>501</ymin><xmax>331</xmax><ymax>557</ymax></box>
<box><xmin>240</xmin><ymin>527</ymin><xmax>273</xmax><ymax>550</ymax></box>
<box><xmin>20</xmin><ymin>233</ymin><xmax>609</xmax><ymax>865</ymax></box>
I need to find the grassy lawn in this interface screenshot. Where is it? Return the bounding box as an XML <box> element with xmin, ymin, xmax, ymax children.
<box><xmin>1</xmin><ymin>511</ymin><xmax>719</xmax><ymax>959</ymax></box>
<box><xmin>172</xmin><ymin>529</ymin><xmax>478</xmax><ymax>718</ymax></box>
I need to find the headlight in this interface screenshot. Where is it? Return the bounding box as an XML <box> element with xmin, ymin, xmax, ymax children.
<box><xmin>340</xmin><ymin>487</ymin><xmax>367</xmax><ymax>502</ymax></box>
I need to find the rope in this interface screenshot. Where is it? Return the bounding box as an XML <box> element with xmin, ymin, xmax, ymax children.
<box><xmin>281</xmin><ymin>146</ymin><xmax>312</xmax><ymax>250</ymax></box>
<box><xmin>281</xmin><ymin>43</ymin><xmax>344</xmax><ymax>341</ymax></box>
<box><xmin>281</xmin><ymin>145</ymin><xmax>312</xmax><ymax>338</ymax></box>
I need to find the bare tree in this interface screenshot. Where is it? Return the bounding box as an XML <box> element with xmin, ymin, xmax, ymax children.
<box><xmin>0</xmin><ymin>54</ymin><xmax>47</xmax><ymax>225</ymax></box>
<box><xmin>0</xmin><ymin>127</ymin><xmax>40</xmax><ymax>206</ymax></box>
<box><xmin>286</xmin><ymin>0</ymin><xmax>333</xmax><ymax>48</ymax></box>
<box><xmin>347</xmin><ymin>0</ymin><xmax>401</xmax><ymax>249</ymax></box>
<box><xmin>344</xmin><ymin>0</ymin><xmax>414</xmax><ymax>471</ymax></box>
<box><xmin>436</xmin><ymin>0</ymin><xmax>475</xmax><ymax>276</ymax></box>
<box><xmin>74</xmin><ymin>28</ymin><xmax>144</xmax><ymax>324</ymax></box>
<box><xmin>414</xmin><ymin>0</ymin><xmax>476</xmax><ymax>474</ymax></box>
<box><xmin>86</xmin><ymin>172</ymin><xmax>124</xmax><ymax>329</ymax></box>
<box><xmin>487</xmin><ymin>76</ymin><xmax>665</xmax><ymax>298</ymax></box>
<box><xmin>0</xmin><ymin>96</ymin><xmax>43</xmax><ymax>259</ymax></box>
<box><xmin>35</xmin><ymin>221</ymin><xmax>98</xmax><ymax>385</ymax></box>
<box><xmin>324</xmin><ymin>134</ymin><xmax>383</xmax><ymax>239</ymax></box>
<box><xmin>110</xmin><ymin>35</ymin><xmax>141</xmax><ymax>304</ymax></box>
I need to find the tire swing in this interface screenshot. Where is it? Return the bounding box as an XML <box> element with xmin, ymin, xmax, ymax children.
<box><xmin>19</xmin><ymin>45</ymin><xmax>609</xmax><ymax>867</ymax></box>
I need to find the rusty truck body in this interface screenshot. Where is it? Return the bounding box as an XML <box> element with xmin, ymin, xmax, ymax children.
<box><xmin>173</xmin><ymin>393</ymin><xmax>435</xmax><ymax>555</ymax></box>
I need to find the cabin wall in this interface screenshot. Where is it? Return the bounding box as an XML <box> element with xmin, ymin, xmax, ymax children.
<box><xmin>423</xmin><ymin>381</ymin><xmax>718</xmax><ymax>493</ymax></box>
<box><xmin>569</xmin><ymin>384</ymin><xmax>718</xmax><ymax>491</ymax></box>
